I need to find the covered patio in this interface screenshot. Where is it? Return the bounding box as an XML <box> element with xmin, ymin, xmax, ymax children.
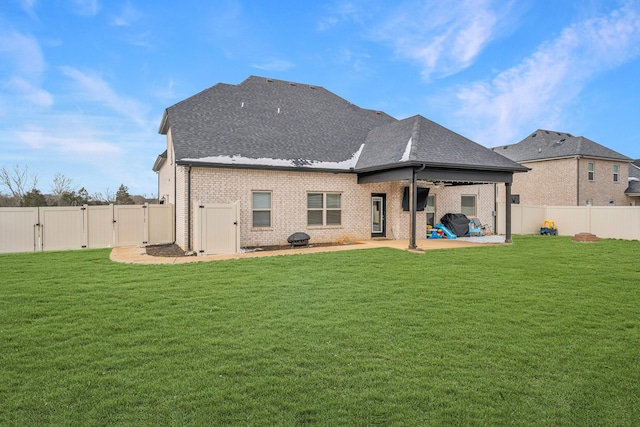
<box><xmin>355</xmin><ymin>115</ymin><xmax>528</xmax><ymax>249</ymax></box>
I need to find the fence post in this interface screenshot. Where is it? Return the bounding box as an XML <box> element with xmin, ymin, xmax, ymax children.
<box><xmin>143</xmin><ymin>203</ymin><xmax>149</xmax><ymax>245</ymax></box>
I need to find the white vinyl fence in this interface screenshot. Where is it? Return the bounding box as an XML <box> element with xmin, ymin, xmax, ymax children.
<box><xmin>0</xmin><ymin>204</ymin><xmax>174</xmax><ymax>254</ymax></box>
<box><xmin>497</xmin><ymin>203</ymin><xmax>640</xmax><ymax>240</ymax></box>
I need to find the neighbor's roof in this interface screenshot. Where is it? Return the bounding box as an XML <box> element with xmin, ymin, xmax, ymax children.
<box><xmin>493</xmin><ymin>129</ymin><xmax>632</xmax><ymax>163</ymax></box>
<box><xmin>160</xmin><ymin>76</ymin><xmax>395</xmax><ymax>170</ymax></box>
<box><xmin>625</xmin><ymin>180</ymin><xmax>640</xmax><ymax>196</ymax></box>
<box><xmin>356</xmin><ymin>115</ymin><xmax>528</xmax><ymax>173</ymax></box>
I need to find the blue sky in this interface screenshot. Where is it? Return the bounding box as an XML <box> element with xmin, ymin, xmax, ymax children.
<box><xmin>1</xmin><ymin>0</ymin><xmax>640</xmax><ymax>197</ymax></box>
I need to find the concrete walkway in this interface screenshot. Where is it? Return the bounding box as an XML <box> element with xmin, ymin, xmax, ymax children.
<box><xmin>110</xmin><ymin>235</ymin><xmax>506</xmax><ymax>264</ymax></box>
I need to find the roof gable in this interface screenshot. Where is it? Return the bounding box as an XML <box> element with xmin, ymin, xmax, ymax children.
<box><xmin>494</xmin><ymin>129</ymin><xmax>632</xmax><ymax>162</ymax></box>
<box><xmin>356</xmin><ymin>115</ymin><xmax>528</xmax><ymax>172</ymax></box>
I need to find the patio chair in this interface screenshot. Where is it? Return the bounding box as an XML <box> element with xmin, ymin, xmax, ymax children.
<box><xmin>469</xmin><ymin>218</ymin><xmax>489</xmax><ymax>236</ymax></box>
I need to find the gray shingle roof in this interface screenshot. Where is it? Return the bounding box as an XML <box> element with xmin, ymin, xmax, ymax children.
<box><xmin>159</xmin><ymin>76</ymin><xmax>526</xmax><ymax>174</ymax></box>
<box><xmin>356</xmin><ymin>115</ymin><xmax>528</xmax><ymax>172</ymax></box>
<box><xmin>630</xmin><ymin>162</ymin><xmax>640</xmax><ymax>180</ymax></box>
<box><xmin>493</xmin><ymin>129</ymin><xmax>632</xmax><ymax>163</ymax></box>
<box><xmin>626</xmin><ymin>180</ymin><xmax>640</xmax><ymax>195</ymax></box>
<box><xmin>162</xmin><ymin>76</ymin><xmax>395</xmax><ymax>169</ymax></box>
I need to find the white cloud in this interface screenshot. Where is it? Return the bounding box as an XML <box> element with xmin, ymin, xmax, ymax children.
<box><xmin>316</xmin><ymin>2</ymin><xmax>362</xmax><ymax>31</ymax></box>
<box><xmin>251</xmin><ymin>59</ymin><xmax>295</xmax><ymax>72</ymax></box>
<box><xmin>0</xmin><ymin>30</ymin><xmax>52</xmax><ymax>109</ymax></box>
<box><xmin>19</xmin><ymin>0</ymin><xmax>37</xmax><ymax>18</ymax></box>
<box><xmin>454</xmin><ymin>0</ymin><xmax>640</xmax><ymax>146</ymax></box>
<box><xmin>0</xmin><ymin>31</ymin><xmax>46</xmax><ymax>78</ymax></box>
<box><xmin>71</xmin><ymin>0</ymin><xmax>100</xmax><ymax>16</ymax></box>
<box><xmin>58</xmin><ymin>66</ymin><xmax>150</xmax><ymax>127</ymax></box>
<box><xmin>15</xmin><ymin>123</ymin><xmax>122</xmax><ymax>154</ymax></box>
<box><xmin>373</xmin><ymin>0</ymin><xmax>510</xmax><ymax>79</ymax></box>
<box><xmin>110</xmin><ymin>2</ymin><xmax>140</xmax><ymax>26</ymax></box>
<box><xmin>4</xmin><ymin>77</ymin><xmax>53</xmax><ymax>108</ymax></box>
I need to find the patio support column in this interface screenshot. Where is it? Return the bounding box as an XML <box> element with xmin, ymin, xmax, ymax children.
<box><xmin>505</xmin><ymin>182</ymin><xmax>512</xmax><ymax>243</ymax></box>
<box><xmin>409</xmin><ymin>169</ymin><xmax>418</xmax><ymax>249</ymax></box>
<box><xmin>409</xmin><ymin>165</ymin><xmax>425</xmax><ymax>250</ymax></box>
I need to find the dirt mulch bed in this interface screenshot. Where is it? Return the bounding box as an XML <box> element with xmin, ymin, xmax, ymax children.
<box><xmin>145</xmin><ymin>242</ymin><xmax>360</xmax><ymax>257</ymax></box>
<box><xmin>145</xmin><ymin>244</ymin><xmax>191</xmax><ymax>257</ymax></box>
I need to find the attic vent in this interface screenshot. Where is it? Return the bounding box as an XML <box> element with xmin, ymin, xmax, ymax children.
<box><xmin>289</xmin><ymin>82</ymin><xmax>296</xmax><ymax>86</ymax></box>
<box><xmin>309</xmin><ymin>85</ymin><xmax>316</xmax><ymax>89</ymax></box>
<box><xmin>503</xmin><ymin>146</ymin><xmax>508</xmax><ymax>149</ymax></box>
<box><xmin>545</xmin><ymin>131</ymin><xmax>549</xmax><ymax>134</ymax></box>
<box><xmin>559</xmin><ymin>138</ymin><xmax>565</xmax><ymax>142</ymax></box>
<box><xmin>266</xmin><ymin>79</ymin><xmax>273</xmax><ymax>82</ymax></box>
<box><xmin>532</xmin><ymin>133</ymin><xmax>537</xmax><ymax>137</ymax></box>
<box><xmin>557</xmin><ymin>132</ymin><xmax>561</xmax><ymax>135</ymax></box>
<box><xmin>375</xmin><ymin>111</ymin><xmax>382</xmax><ymax>115</ymax></box>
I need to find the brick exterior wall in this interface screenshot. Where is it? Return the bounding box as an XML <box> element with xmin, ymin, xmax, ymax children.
<box><xmin>497</xmin><ymin>157</ymin><xmax>631</xmax><ymax>206</ymax></box>
<box><xmin>168</xmin><ymin>165</ymin><xmax>503</xmax><ymax>250</ymax></box>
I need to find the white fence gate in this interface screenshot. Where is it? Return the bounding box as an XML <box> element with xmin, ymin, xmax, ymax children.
<box><xmin>0</xmin><ymin>204</ymin><xmax>174</xmax><ymax>254</ymax></box>
<box><xmin>194</xmin><ymin>203</ymin><xmax>240</xmax><ymax>256</ymax></box>
<box><xmin>497</xmin><ymin>203</ymin><xmax>640</xmax><ymax>240</ymax></box>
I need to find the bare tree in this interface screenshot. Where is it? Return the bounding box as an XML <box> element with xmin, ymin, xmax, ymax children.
<box><xmin>0</xmin><ymin>164</ymin><xmax>38</xmax><ymax>206</ymax></box>
<box><xmin>50</xmin><ymin>173</ymin><xmax>75</xmax><ymax>200</ymax></box>
<box><xmin>103</xmin><ymin>187</ymin><xmax>115</xmax><ymax>203</ymax></box>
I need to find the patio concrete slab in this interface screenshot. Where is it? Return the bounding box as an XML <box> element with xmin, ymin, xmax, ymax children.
<box><xmin>110</xmin><ymin>235</ymin><xmax>506</xmax><ymax>265</ymax></box>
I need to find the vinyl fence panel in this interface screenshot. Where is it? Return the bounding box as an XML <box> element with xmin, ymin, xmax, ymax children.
<box><xmin>87</xmin><ymin>205</ymin><xmax>115</xmax><ymax>248</ymax></box>
<box><xmin>0</xmin><ymin>204</ymin><xmax>175</xmax><ymax>253</ymax></box>
<box><xmin>114</xmin><ymin>205</ymin><xmax>146</xmax><ymax>247</ymax></box>
<box><xmin>0</xmin><ymin>207</ymin><xmax>39</xmax><ymax>253</ymax></box>
<box><xmin>147</xmin><ymin>204</ymin><xmax>174</xmax><ymax>244</ymax></box>
<box><xmin>40</xmin><ymin>206</ymin><xmax>86</xmax><ymax>251</ymax></box>
<box><xmin>497</xmin><ymin>203</ymin><xmax>640</xmax><ymax>240</ymax></box>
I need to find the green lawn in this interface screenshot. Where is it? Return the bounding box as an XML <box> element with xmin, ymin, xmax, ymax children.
<box><xmin>1</xmin><ymin>235</ymin><xmax>639</xmax><ymax>426</ymax></box>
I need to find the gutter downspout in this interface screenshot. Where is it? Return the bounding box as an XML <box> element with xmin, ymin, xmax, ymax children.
<box><xmin>409</xmin><ymin>164</ymin><xmax>426</xmax><ymax>250</ymax></box>
<box><xmin>187</xmin><ymin>164</ymin><xmax>192</xmax><ymax>252</ymax></box>
<box><xmin>505</xmin><ymin>182</ymin><xmax>512</xmax><ymax>244</ymax></box>
<box><xmin>576</xmin><ymin>155</ymin><xmax>582</xmax><ymax>206</ymax></box>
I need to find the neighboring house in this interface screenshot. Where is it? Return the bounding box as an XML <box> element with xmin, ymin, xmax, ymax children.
<box><xmin>493</xmin><ymin>129</ymin><xmax>633</xmax><ymax>206</ymax></box>
<box><xmin>153</xmin><ymin>76</ymin><xmax>527</xmax><ymax>254</ymax></box>
<box><xmin>626</xmin><ymin>160</ymin><xmax>640</xmax><ymax>205</ymax></box>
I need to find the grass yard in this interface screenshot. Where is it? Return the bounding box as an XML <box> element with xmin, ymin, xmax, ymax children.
<box><xmin>1</xmin><ymin>235</ymin><xmax>639</xmax><ymax>426</ymax></box>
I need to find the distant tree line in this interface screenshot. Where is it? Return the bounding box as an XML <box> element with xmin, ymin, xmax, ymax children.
<box><xmin>0</xmin><ymin>165</ymin><xmax>156</xmax><ymax>207</ymax></box>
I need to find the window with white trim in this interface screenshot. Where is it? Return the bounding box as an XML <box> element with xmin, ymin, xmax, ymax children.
<box><xmin>613</xmin><ymin>164</ymin><xmax>619</xmax><ymax>182</ymax></box>
<box><xmin>252</xmin><ymin>191</ymin><xmax>271</xmax><ymax>227</ymax></box>
<box><xmin>307</xmin><ymin>192</ymin><xmax>342</xmax><ymax>226</ymax></box>
<box><xmin>588</xmin><ymin>162</ymin><xmax>595</xmax><ymax>181</ymax></box>
<box><xmin>461</xmin><ymin>195</ymin><xmax>476</xmax><ymax>217</ymax></box>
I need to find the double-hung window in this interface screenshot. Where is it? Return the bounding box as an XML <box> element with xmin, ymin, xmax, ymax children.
<box><xmin>252</xmin><ymin>191</ymin><xmax>271</xmax><ymax>227</ymax></box>
<box><xmin>588</xmin><ymin>162</ymin><xmax>595</xmax><ymax>181</ymax></box>
<box><xmin>307</xmin><ymin>192</ymin><xmax>341</xmax><ymax>226</ymax></box>
<box><xmin>613</xmin><ymin>164</ymin><xmax>619</xmax><ymax>182</ymax></box>
<box><xmin>461</xmin><ymin>195</ymin><xmax>476</xmax><ymax>217</ymax></box>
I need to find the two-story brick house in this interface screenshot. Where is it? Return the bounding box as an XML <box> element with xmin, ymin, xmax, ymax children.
<box><xmin>626</xmin><ymin>160</ymin><xmax>640</xmax><ymax>205</ymax></box>
<box><xmin>493</xmin><ymin>130</ymin><xmax>633</xmax><ymax>206</ymax></box>
<box><xmin>153</xmin><ymin>76</ymin><xmax>527</xmax><ymax>254</ymax></box>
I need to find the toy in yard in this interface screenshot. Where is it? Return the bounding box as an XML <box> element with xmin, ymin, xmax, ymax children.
<box><xmin>428</xmin><ymin>224</ymin><xmax>457</xmax><ymax>239</ymax></box>
<box><xmin>540</xmin><ymin>220</ymin><xmax>557</xmax><ymax>235</ymax></box>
